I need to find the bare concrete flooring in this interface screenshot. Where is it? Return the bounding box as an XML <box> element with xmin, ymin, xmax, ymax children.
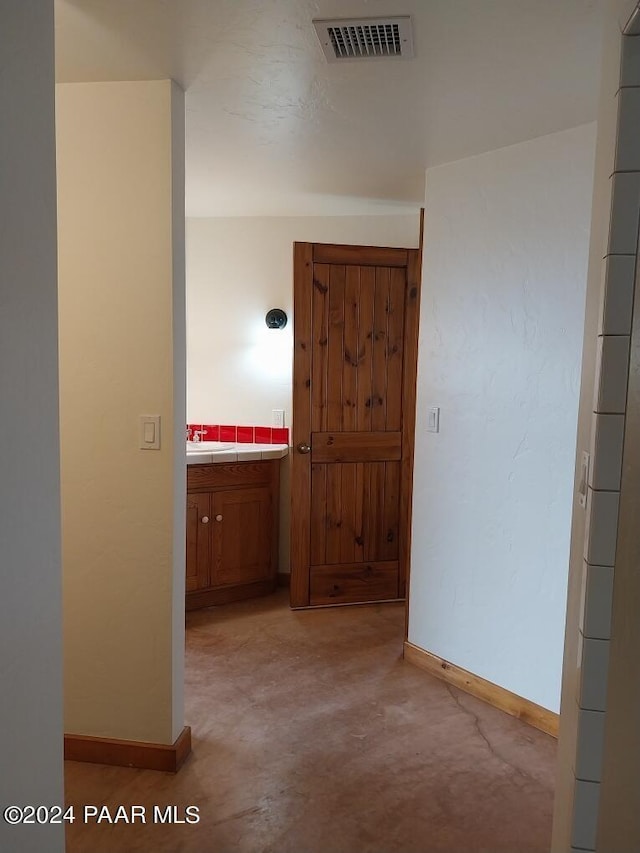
<box><xmin>65</xmin><ymin>589</ymin><xmax>557</xmax><ymax>853</ymax></box>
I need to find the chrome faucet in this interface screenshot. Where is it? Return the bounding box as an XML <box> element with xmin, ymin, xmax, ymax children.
<box><xmin>191</xmin><ymin>428</ymin><xmax>207</xmax><ymax>442</ymax></box>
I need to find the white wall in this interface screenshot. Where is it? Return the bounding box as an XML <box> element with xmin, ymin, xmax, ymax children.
<box><xmin>57</xmin><ymin>80</ymin><xmax>186</xmax><ymax>744</ymax></box>
<box><xmin>171</xmin><ymin>82</ymin><xmax>187</xmax><ymax>744</ymax></box>
<box><xmin>408</xmin><ymin>123</ymin><xmax>596</xmax><ymax>713</ymax></box>
<box><xmin>187</xmin><ymin>214</ymin><xmax>419</xmax><ymax>575</ymax></box>
<box><xmin>186</xmin><ymin>215</ymin><xmax>420</xmax><ymax>426</ymax></box>
<box><xmin>0</xmin><ymin>2</ymin><xmax>64</xmax><ymax>851</ymax></box>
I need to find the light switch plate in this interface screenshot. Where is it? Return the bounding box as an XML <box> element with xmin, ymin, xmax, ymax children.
<box><xmin>272</xmin><ymin>409</ymin><xmax>285</xmax><ymax>428</ymax></box>
<box><xmin>139</xmin><ymin>415</ymin><xmax>161</xmax><ymax>450</ymax></box>
<box><xmin>427</xmin><ymin>406</ymin><xmax>440</xmax><ymax>433</ymax></box>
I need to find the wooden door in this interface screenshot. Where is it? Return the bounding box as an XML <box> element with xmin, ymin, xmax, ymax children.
<box><xmin>291</xmin><ymin>242</ymin><xmax>421</xmax><ymax>607</ymax></box>
<box><xmin>186</xmin><ymin>492</ymin><xmax>211</xmax><ymax>592</ymax></box>
<box><xmin>211</xmin><ymin>487</ymin><xmax>272</xmax><ymax>587</ymax></box>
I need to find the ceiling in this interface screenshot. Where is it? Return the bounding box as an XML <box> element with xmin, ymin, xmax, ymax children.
<box><xmin>55</xmin><ymin>0</ymin><xmax>604</xmax><ymax>217</ymax></box>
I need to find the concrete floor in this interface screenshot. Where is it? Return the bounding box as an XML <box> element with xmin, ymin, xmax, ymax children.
<box><xmin>65</xmin><ymin>589</ymin><xmax>557</xmax><ymax>852</ymax></box>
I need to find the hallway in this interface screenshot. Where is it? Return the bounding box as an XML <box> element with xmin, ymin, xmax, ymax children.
<box><xmin>65</xmin><ymin>591</ymin><xmax>556</xmax><ymax>852</ymax></box>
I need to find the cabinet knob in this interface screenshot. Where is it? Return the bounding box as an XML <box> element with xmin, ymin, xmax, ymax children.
<box><xmin>201</xmin><ymin>516</ymin><xmax>209</xmax><ymax>524</ymax></box>
<box><xmin>215</xmin><ymin>514</ymin><xmax>223</xmax><ymax>522</ymax></box>
<box><xmin>297</xmin><ymin>443</ymin><xmax>311</xmax><ymax>454</ymax></box>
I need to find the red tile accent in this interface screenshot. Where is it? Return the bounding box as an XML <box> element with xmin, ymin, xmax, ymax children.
<box><xmin>272</xmin><ymin>427</ymin><xmax>289</xmax><ymax>444</ymax></box>
<box><xmin>202</xmin><ymin>424</ymin><xmax>219</xmax><ymax>441</ymax></box>
<box><xmin>254</xmin><ymin>426</ymin><xmax>272</xmax><ymax>444</ymax></box>
<box><xmin>188</xmin><ymin>423</ymin><xmax>288</xmax><ymax>444</ymax></box>
<box><xmin>220</xmin><ymin>425</ymin><xmax>237</xmax><ymax>442</ymax></box>
<box><xmin>237</xmin><ymin>426</ymin><xmax>254</xmax><ymax>443</ymax></box>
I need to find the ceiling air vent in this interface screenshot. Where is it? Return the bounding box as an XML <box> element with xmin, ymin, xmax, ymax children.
<box><xmin>313</xmin><ymin>16</ymin><xmax>414</xmax><ymax>62</ymax></box>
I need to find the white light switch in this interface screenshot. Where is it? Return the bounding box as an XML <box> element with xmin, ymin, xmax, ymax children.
<box><xmin>139</xmin><ymin>415</ymin><xmax>161</xmax><ymax>450</ymax></box>
<box><xmin>427</xmin><ymin>406</ymin><xmax>440</xmax><ymax>433</ymax></box>
<box><xmin>272</xmin><ymin>409</ymin><xmax>285</xmax><ymax>428</ymax></box>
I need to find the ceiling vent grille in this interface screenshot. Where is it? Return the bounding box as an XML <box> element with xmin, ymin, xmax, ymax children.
<box><xmin>313</xmin><ymin>17</ymin><xmax>414</xmax><ymax>62</ymax></box>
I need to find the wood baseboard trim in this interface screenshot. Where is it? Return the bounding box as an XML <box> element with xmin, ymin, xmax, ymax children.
<box><xmin>277</xmin><ymin>572</ymin><xmax>291</xmax><ymax>587</ymax></box>
<box><xmin>403</xmin><ymin>642</ymin><xmax>558</xmax><ymax>738</ymax></box>
<box><xmin>64</xmin><ymin>726</ymin><xmax>192</xmax><ymax>772</ymax></box>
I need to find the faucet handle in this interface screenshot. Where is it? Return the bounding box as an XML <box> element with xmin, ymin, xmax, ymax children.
<box><xmin>192</xmin><ymin>428</ymin><xmax>207</xmax><ymax>442</ymax></box>
<box><xmin>186</xmin><ymin>427</ymin><xmax>193</xmax><ymax>440</ymax></box>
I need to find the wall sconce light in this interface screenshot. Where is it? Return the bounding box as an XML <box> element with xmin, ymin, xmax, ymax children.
<box><xmin>265</xmin><ymin>308</ymin><xmax>288</xmax><ymax>329</ymax></box>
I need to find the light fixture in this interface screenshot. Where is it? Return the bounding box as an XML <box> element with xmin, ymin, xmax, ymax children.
<box><xmin>265</xmin><ymin>308</ymin><xmax>287</xmax><ymax>330</ymax></box>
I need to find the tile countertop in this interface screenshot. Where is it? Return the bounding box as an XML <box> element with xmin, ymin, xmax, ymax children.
<box><xmin>186</xmin><ymin>442</ymin><xmax>289</xmax><ymax>465</ymax></box>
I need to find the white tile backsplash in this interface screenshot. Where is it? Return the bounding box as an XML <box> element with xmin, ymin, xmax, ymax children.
<box><xmin>261</xmin><ymin>447</ymin><xmax>288</xmax><ymax>459</ymax></box>
<box><xmin>608</xmin><ymin>172</ymin><xmax>640</xmax><ymax>254</ymax></box>
<box><xmin>571</xmin><ymin>779</ymin><xmax>601</xmax><ymax>851</ymax></box>
<box><xmin>237</xmin><ymin>449</ymin><xmax>264</xmax><ymax>461</ymax></box>
<box><xmin>621</xmin><ymin>36</ymin><xmax>640</xmax><ymax>86</ymax></box>
<box><xmin>581</xmin><ymin>562</ymin><xmax>614</xmax><ymax>640</ymax></box>
<box><xmin>589</xmin><ymin>413</ymin><xmax>625</xmax><ymax>491</ymax></box>
<box><xmin>584</xmin><ymin>488</ymin><xmax>620</xmax><ymax>566</ymax></box>
<box><xmin>593</xmin><ymin>335</ymin><xmax>631</xmax><ymax>413</ymax></box>
<box><xmin>599</xmin><ymin>254</ymin><xmax>636</xmax><ymax>335</ymax></box>
<box><xmin>575</xmin><ymin>707</ymin><xmax>606</xmax><ymax>782</ymax></box>
<box><xmin>578</xmin><ymin>635</ymin><xmax>610</xmax><ymax>711</ymax></box>
<box><xmin>615</xmin><ymin>87</ymin><xmax>640</xmax><ymax>172</ymax></box>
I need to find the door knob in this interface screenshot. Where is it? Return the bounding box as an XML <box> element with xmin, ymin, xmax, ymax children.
<box><xmin>297</xmin><ymin>443</ymin><xmax>311</xmax><ymax>454</ymax></box>
<box><xmin>201</xmin><ymin>516</ymin><xmax>209</xmax><ymax>524</ymax></box>
<box><xmin>215</xmin><ymin>514</ymin><xmax>223</xmax><ymax>522</ymax></box>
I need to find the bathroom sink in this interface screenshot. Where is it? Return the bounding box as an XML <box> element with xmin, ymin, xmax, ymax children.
<box><xmin>186</xmin><ymin>441</ymin><xmax>235</xmax><ymax>453</ymax></box>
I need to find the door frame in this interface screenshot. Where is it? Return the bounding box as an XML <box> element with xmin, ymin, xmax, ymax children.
<box><xmin>289</xmin><ymin>241</ymin><xmax>422</xmax><ymax>608</ymax></box>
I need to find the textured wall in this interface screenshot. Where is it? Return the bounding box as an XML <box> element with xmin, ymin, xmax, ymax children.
<box><xmin>57</xmin><ymin>80</ymin><xmax>185</xmax><ymax>744</ymax></box>
<box><xmin>408</xmin><ymin>123</ymin><xmax>596</xmax><ymax>713</ymax></box>
<box><xmin>0</xmin><ymin>2</ymin><xmax>64</xmax><ymax>851</ymax></box>
<box><xmin>186</xmin><ymin>214</ymin><xmax>420</xmax><ymax>426</ymax></box>
<box><xmin>187</xmin><ymin>213</ymin><xmax>419</xmax><ymax>574</ymax></box>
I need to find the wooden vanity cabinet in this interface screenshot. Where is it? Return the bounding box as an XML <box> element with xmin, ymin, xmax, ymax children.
<box><xmin>186</xmin><ymin>460</ymin><xmax>280</xmax><ymax>610</ymax></box>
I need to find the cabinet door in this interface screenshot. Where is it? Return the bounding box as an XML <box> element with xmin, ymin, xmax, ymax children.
<box><xmin>186</xmin><ymin>492</ymin><xmax>211</xmax><ymax>592</ymax></box>
<box><xmin>212</xmin><ymin>487</ymin><xmax>272</xmax><ymax>587</ymax></box>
